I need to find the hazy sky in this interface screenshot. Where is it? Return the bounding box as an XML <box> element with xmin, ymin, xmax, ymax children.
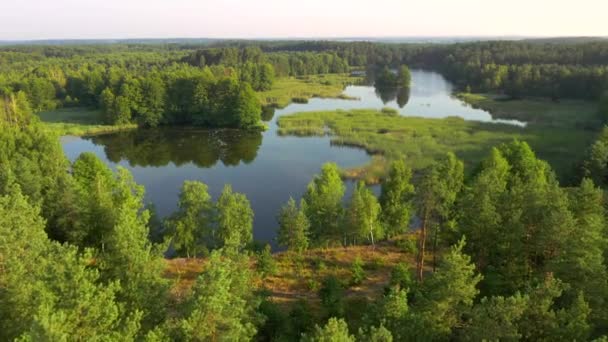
<box><xmin>1</xmin><ymin>0</ymin><xmax>606</xmax><ymax>40</ymax></box>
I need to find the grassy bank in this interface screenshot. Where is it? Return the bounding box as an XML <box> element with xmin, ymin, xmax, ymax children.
<box><xmin>457</xmin><ymin>92</ymin><xmax>600</xmax><ymax>128</ymax></box>
<box><xmin>278</xmin><ymin>108</ymin><xmax>595</xmax><ymax>183</ymax></box>
<box><xmin>258</xmin><ymin>74</ymin><xmax>362</xmax><ymax>108</ymax></box>
<box><xmin>37</xmin><ymin>107</ymin><xmax>136</xmax><ymax>136</ymax></box>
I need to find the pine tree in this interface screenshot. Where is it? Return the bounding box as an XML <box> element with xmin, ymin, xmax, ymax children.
<box><xmin>416</xmin><ymin>238</ymin><xmax>482</xmax><ymax>339</ymax></box>
<box><xmin>277</xmin><ymin>197</ymin><xmax>310</xmax><ymax>253</ymax></box>
<box><xmin>178</xmin><ymin>251</ymin><xmax>262</xmax><ymax>341</ymax></box>
<box><xmin>302</xmin><ymin>318</ymin><xmax>355</xmax><ymax>342</ymax></box>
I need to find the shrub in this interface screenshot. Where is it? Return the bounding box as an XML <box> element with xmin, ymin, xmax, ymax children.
<box><xmin>319</xmin><ymin>275</ymin><xmax>345</xmax><ymax>318</ymax></box>
<box><xmin>388</xmin><ymin>262</ymin><xmax>413</xmax><ymax>291</ymax></box>
<box><xmin>381</xmin><ymin>107</ymin><xmax>398</xmax><ymax>116</ymax></box>
<box><xmin>396</xmin><ymin>237</ymin><xmax>418</xmax><ymax>254</ymax></box>
<box><xmin>350</xmin><ymin>257</ymin><xmax>366</xmax><ymax>286</ymax></box>
<box><xmin>256</xmin><ymin>244</ymin><xmax>278</xmax><ymax>277</ymax></box>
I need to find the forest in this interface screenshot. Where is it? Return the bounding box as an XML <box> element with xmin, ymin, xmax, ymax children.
<box><xmin>2</xmin><ymin>39</ymin><xmax>608</xmax><ymax>341</ymax></box>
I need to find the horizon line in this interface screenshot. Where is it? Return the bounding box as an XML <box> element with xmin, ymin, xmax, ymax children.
<box><xmin>1</xmin><ymin>35</ymin><xmax>607</xmax><ymax>43</ymax></box>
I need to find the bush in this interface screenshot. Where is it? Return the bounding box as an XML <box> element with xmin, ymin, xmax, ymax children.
<box><xmin>396</xmin><ymin>237</ymin><xmax>418</xmax><ymax>254</ymax></box>
<box><xmin>307</xmin><ymin>279</ymin><xmax>321</xmax><ymax>292</ymax></box>
<box><xmin>380</xmin><ymin>107</ymin><xmax>398</xmax><ymax>116</ymax></box>
<box><xmin>388</xmin><ymin>262</ymin><xmax>413</xmax><ymax>291</ymax></box>
<box><xmin>350</xmin><ymin>257</ymin><xmax>366</xmax><ymax>286</ymax></box>
<box><xmin>319</xmin><ymin>275</ymin><xmax>345</xmax><ymax>318</ymax></box>
<box><xmin>256</xmin><ymin>244</ymin><xmax>278</xmax><ymax>277</ymax></box>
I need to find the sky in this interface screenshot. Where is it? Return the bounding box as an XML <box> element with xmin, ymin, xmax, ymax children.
<box><xmin>1</xmin><ymin>0</ymin><xmax>607</xmax><ymax>40</ymax></box>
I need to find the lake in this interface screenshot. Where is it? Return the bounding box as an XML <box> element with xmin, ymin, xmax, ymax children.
<box><xmin>61</xmin><ymin>70</ymin><xmax>523</xmax><ymax>244</ymax></box>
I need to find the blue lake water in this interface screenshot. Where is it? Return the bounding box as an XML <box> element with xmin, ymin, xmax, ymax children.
<box><xmin>61</xmin><ymin>70</ymin><xmax>523</xmax><ymax>244</ymax></box>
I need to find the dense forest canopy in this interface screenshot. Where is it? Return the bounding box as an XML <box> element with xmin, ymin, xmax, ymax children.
<box><xmin>2</xmin><ymin>39</ymin><xmax>608</xmax><ymax>124</ymax></box>
<box><xmin>2</xmin><ymin>39</ymin><xmax>608</xmax><ymax>340</ymax></box>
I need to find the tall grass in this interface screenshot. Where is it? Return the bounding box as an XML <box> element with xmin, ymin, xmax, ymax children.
<box><xmin>278</xmin><ymin>108</ymin><xmax>596</xmax><ymax>183</ymax></box>
<box><xmin>258</xmin><ymin>74</ymin><xmax>362</xmax><ymax>108</ymax></box>
<box><xmin>37</xmin><ymin>107</ymin><xmax>136</xmax><ymax>136</ymax></box>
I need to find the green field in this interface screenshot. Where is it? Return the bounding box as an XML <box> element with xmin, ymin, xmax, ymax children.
<box><xmin>258</xmin><ymin>74</ymin><xmax>362</xmax><ymax>108</ymax></box>
<box><xmin>458</xmin><ymin>92</ymin><xmax>600</xmax><ymax>128</ymax></box>
<box><xmin>278</xmin><ymin>106</ymin><xmax>596</xmax><ymax>183</ymax></box>
<box><xmin>37</xmin><ymin>107</ymin><xmax>136</xmax><ymax>136</ymax></box>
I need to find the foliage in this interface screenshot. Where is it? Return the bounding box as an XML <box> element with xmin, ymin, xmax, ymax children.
<box><xmin>165</xmin><ymin>180</ymin><xmax>214</xmax><ymax>257</ymax></box>
<box><xmin>345</xmin><ymin>181</ymin><xmax>383</xmax><ymax>245</ymax></box>
<box><xmin>302</xmin><ymin>318</ymin><xmax>355</xmax><ymax>342</ymax></box>
<box><xmin>379</xmin><ymin>159</ymin><xmax>415</xmax><ymax>237</ymax></box>
<box><xmin>277</xmin><ymin>197</ymin><xmax>310</xmax><ymax>253</ymax></box>
<box><xmin>216</xmin><ymin>184</ymin><xmax>254</xmax><ymax>251</ymax></box>
<box><xmin>350</xmin><ymin>257</ymin><xmax>366</xmax><ymax>286</ymax></box>
<box><xmin>256</xmin><ymin>244</ymin><xmax>278</xmax><ymax>277</ymax></box>
<box><xmin>176</xmin><ymin>251</ymin><xmax>263</xmax><ymax>341</ymax></box>
<box><xmin>303</xmin><ymin>163</ymin><xmax>346</xmax><ymax>245</ymax></box>
<box><xmin>319</xmin><ymin>276</ymin><xmax>346</xmax><ymax>319</ymax></box>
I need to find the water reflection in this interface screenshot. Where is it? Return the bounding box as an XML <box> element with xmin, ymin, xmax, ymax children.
<box><xmin>60</xmin><ymin>69</ymin><xmax>525</xmax><ymax>245</ymax></box>
<box><xmin>374</xmin><ymin>85</ymin><xmax>411</xmax><ymax>107</ymax></box>
<box><xmin>396</xmin><ymin>87</ymin><xmax>411</xmax><ymax>108</ymax></box>
<box><xmin>88</xmin><ymin>128</ymin><xmax>263</xmax><ymax>168</ymax></box>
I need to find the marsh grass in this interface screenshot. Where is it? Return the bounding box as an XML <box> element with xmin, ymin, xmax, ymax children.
<box><xmin>457</xmin><ymin>92</ymin><xmax>600</xmax><ymax>128</ymax></box>
<box><xmin>278</xmin><ymin>107</ymin><xmax>596</xmax><ymax>182</ymax></box>
<box><xmin>37</xmin><ymin>107</ymin><xmax>136</xmax><ymax>136</ymax></box>
<box><xmin>258</xmin><ymin>74</ymin><xmax>362</xmax><ymax>108</ymax></box>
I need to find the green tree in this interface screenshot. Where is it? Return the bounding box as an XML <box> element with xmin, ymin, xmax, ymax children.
<box><xmin>345</xmin><ymin>181</ymin><xmax>383</xmax><ymax>246</ymax></box>
<box><xmin>0</xmin><ymin>188</ymin><xmax>140</xmax><ymax>341</ymax></box>
<box><xmin>553</xmin><ymin>178</ymin><xmax>608</xmax><ymax>328</ymax></box>
<box><xmin>100</xmin><ymin>168</ymin><xmax>169</xmax><ymax>330</ymax></box>
<box><xmin>303</xmin><ymin>163</ymin><xmax>346</xmax><ymax>245</ymax></box>
<box><xmin>100</xmin><ymin>87</ymin><xmax>116</xmax><ymax>124</ymax></box>
<box><xmin>458</xmin><ymin>148</ymin><xmax>510</xmax><ymax>273</ymax></box>
<box><xmin>415</xmin><ymin>152</ymin><xmax>463</xmax><ymax>281</ymax></box>
<box><xmin>459</xmin><ymin>294</ymin><xmax>528</xmax><ymax>341</ymax></box>
<box><xmin>277</xmin><ymin>197</ymin><xmax>310</xmax><ymax>253</ymax></box>
<box><xmin>178</xmin><ymin>251</ymin><xmax>262</xmax><ymax>341</ymax></box>
<box><xmin>319</xmin><ymin>276</ymin><xmax>345</xmax><ymax>318</ymax></box>
<box><xmin>166</xmin><ymin>181</ymin><xmax>215</xmax><ymax>257</ymax></box>
<box><xmin>518</xmin><ymin>276</ymin><xmax>591</xmax><ymax>341</ymax></box>
<box><xmin>583</xmin><ymin>126</ymin><xmax>608</xmax><ymax>187</ymax></box>
<box><xmin>302</xmin><ymin>318</ymin><xmax>355</xmax><ymax>342</ymax></box>
<box><xmin>416</xmin><ymin>238</ymin><xmax>482</xmax><ymax>340</ymax></box>
<box><xmin>599</xmin><ymin>90</ymin><xmax>608</xmax><ymax>122</ymax></box>
<box><xmin>216</xmin><ymin>184</ymin><xmax>254</xmax><ymax>251</ymax></box>
<box><xmin>360</xmin><ymin>325</ymin><xmax>393</xmax><ymax>342</ymax></box>
<box><xmin>71</xmin><ymin>152</ymin><xmax>117</xmax><ymax>247</ymax></box>
<box><xmin>256</xmin><ymin>244</ymin><xmax>278</xmax><ymax>277</ymax></box>
<box><xmin>378</xmin><ymin>287</ymin><xmax>409</xmax><ymax>340</ymax></box>
<box><xmin>397</xmin><ymin>65</ymin><xmax>412</xmax><ymax>87</ymax></box>
<box><xmin>138</xmin><ymin>75</ymin><xmax>166</xmax><ymax>127</ymax></box>
<box><xmin>258</xmin><ymin>63</ymin><xmax>275</xmax><ymax>91</ymax></box>
<box><xmin>350</xmin><ymin>257</ymin><xmax>366</xmax><ymax>285</ymax></box>
<box><xmin>233</xmin><ymin>82</ymin><xmax>262</xmax><ymax>128</ymax></box>
<box><xmin>379</xmin><ymin>159</ymin><xmax>415</xmax><ymax>237</ymax></box>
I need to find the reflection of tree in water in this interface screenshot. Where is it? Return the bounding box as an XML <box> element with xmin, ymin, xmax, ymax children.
<box><xmin>396</xmin><ymin>87</ymin><xmax>410</xmax><ymax>108</ymax></box>
<box><xmin>374</xmin><ymin>85</ymin><xmax>411</xmax><ymax>108</ymax></box>
<box><xmin>88</xmin><ymin>128</ymin><xmax>263</xmax><ymax>168</ymax></box>
<box><xmin>374</xmin><ymin>85</ymin><xmax>398</xmax><ymax>104</ymax></box>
